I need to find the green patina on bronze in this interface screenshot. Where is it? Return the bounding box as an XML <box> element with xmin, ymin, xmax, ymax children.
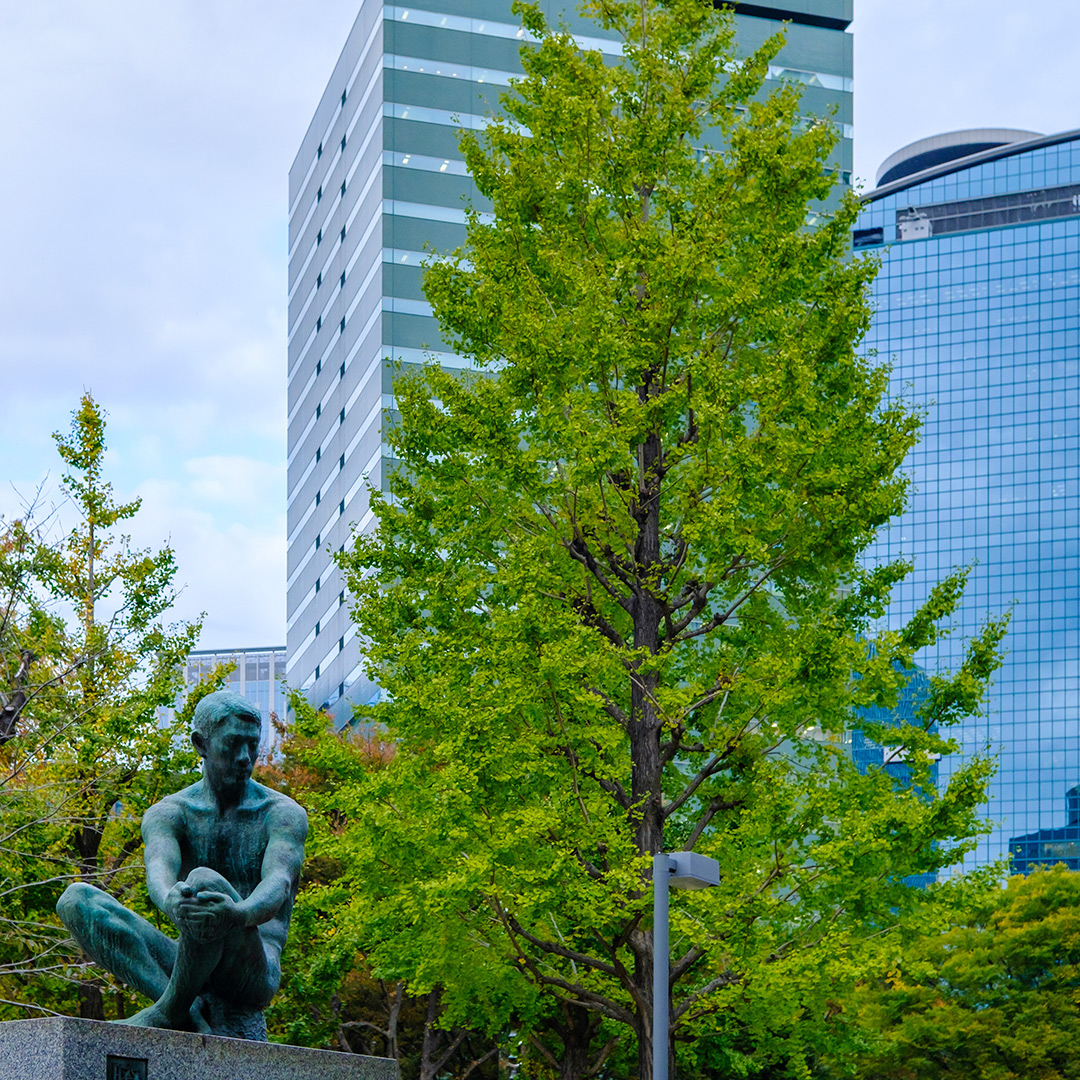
<box><xmin>57</xmin><ymin>690</ymin><xmax>308</xmax><ymax>1041</ymax></box>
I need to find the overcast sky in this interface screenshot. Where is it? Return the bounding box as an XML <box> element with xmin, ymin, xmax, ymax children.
<box><xmin>0</xmin><ymin>1</ymin><xmax>1077</xmax><ymax>650</ymax></box>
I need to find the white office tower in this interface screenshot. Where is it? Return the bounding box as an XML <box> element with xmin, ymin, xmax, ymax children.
<box><xmin>286</xmin><ymin>0</ymin><xmax>854</xmax><ymax>724</ymax></box>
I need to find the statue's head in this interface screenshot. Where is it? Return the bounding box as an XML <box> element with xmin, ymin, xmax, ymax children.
<box><xmin>191</xmin><ymin>690</ymin><xmax>262</xmax><ymax>742</ymax></box>
<box><xmin>190</xmin><ymin>690</ymin><xmax>263</xmax><ymax>791</ymax></box>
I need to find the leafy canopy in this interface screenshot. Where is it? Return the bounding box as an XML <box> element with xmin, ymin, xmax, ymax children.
<box><xmin>300</xmin><ymin>1</ymin><xmax>1012</xmax><ymax>1076</ymax></box>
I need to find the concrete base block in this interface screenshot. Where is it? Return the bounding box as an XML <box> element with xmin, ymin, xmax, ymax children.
<box><xmin>0</xmin><ymin>1017</ymin><xmax>398</xmax><ymax>1080</ymax></box>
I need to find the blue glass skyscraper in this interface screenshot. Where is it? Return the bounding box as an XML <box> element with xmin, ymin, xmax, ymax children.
<box><xmin>854</xmin><ymin>129</ymin><xmax>1080</xmax><ymax>868</ymax></box>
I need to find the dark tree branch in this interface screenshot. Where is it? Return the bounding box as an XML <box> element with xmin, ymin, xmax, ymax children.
<box><xmin>506</xmin><ymin>915</ymin><xmax>622</xmax><ymax>980</ymax></box>
<box><xmin>669</xmin><ymin>945</ymin><xmax>706</xmax><ymax>984</ymax></box>
<box><xmin>684</xmin><ymin>794</ymin><xmax>743</xmax><ymax>850</ymax></box>
<box><xmin>584</xmin><ymin>683</ymin><xmax>629</xmax><ymax>728</ymax></box>
<box><xmin>0</xmin><ymin>649</ymin><xmax>36</xmax><ymax>744</ymax></box>
<box><xmin>586</xmin><ymin>1036</ymin><xmax>621</xmax><ymax>1077</ymax></box>
<box><xmin>672</xmin><ymin>970</ymin><xmax>741</xmax><ymax>1021</ymax></box>
<box><xmin>580</xmin><ymin>768</ymin><xmax>631</xmax><ymax>810</ymax></box>
<box><xmin>527</xmin><ymin>1034</ymin><xmax>559</xmax><ymax>1068</ymax></box>
<box><xmin>674</xmin><ymin>561</ymin><xmax>786</xmax><ymax>643</ymax></box>
<box><xmin>561</xmin><ymin>532</ymin><xmax>635</xmax><ymax>612</ymax></box>
<box><xmin>665</xmin><ymin>748</ymin><xmax>731</xmax><ymax>817</ymax></box>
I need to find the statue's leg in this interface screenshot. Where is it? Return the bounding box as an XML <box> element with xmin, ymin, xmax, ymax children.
<box><xmin>185</xmin><ymin>867</ymin><xmax>279</xmax><ymax>1011</ymax></box>
<box><xmin>119</xmin><ymin>867</ymin><xmax>266</xmax><ymax>1032</ymax></box>
<box><xmin>57</xmin><ymin>882</ymin><xmax>176</xmax><ymax>1002</ymax></box>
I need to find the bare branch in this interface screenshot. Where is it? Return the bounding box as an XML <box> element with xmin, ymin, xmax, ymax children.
<box><xmin>672</xmin><ymin>970</ymin><xmax>741</xmax><ymax>1021</ymax></box>
<box><xmin>674</xmin><ymin>561</ymin><xmax>786</xmax><ymax>643</ymax></box>
<box><xmin>684</xmin><ymin>794</ymin><xmax>743</xmax><ymax>850</ymax></box>
<box><xmin>669</xmin><ymin>945</ymin><xmax>705</xmax><ymax>984</ymax></box>
<box><xmin>506</xmin><ymin>915</ymin><xmax>622</xmax><ymax>980</ymax></box>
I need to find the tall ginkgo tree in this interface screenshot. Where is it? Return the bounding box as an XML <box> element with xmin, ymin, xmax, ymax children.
<box><xmin>293</xmin><ymin>2</ymin><xmax>1009</xmax><ymax>1077</ymax></box>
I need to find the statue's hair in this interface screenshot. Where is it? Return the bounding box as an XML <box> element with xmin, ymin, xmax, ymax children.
<box><xmin>191</xmin><ymin>690</ymin><xmax>262</xmax><ymax>740</ymax></box>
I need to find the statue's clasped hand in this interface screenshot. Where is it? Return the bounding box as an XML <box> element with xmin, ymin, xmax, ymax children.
<box><xmin>166</xmin><ymin>875</ymin><xmax>245</xmax><ymax>943</ymax></box>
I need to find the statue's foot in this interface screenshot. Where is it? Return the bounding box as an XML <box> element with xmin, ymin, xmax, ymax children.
<box><xmin>114</xmin><ymin>1002</ymin><xmax>206</xmax><ymax>1033</ymax></box>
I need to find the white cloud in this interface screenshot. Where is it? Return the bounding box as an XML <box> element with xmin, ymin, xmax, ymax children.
<box><xmin>854</xmin><ymin>1</ymin><xmax>1080</xmax><ymax>188</ymax></box>
<box><xmin>129</xmin><ymin>477</ymin><xmax>286</xmax><ymax>649</ymax></box>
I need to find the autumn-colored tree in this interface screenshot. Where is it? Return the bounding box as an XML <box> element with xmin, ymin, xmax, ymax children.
<box><xmin>263</xmin><ymin>699</ymin><xmax>501</xmax><ymax>1080</ymax></box>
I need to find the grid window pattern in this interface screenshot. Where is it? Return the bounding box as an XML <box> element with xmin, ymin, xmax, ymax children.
<box><xmin>855</xmin><ymin>135</ymin><xmax>1080</xmax><ymax>868</ymax></box>
<box><xmin>163</xmin><ymin>648</ymin><xmax>288</xmax><ymax>756</ymax></box>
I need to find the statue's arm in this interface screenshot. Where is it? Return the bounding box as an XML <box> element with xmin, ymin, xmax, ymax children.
<box><xmin>142</xmin><ymin>800</ymin><xmax>184</xmax><ymax>922</ymax></box>
<box><xmin>233</xmin><ymin>800</ymin><xmax>308</xmax><ymax>929</ymax></box>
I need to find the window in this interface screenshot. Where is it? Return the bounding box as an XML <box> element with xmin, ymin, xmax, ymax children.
<box><xmin>316</xmin><ymin>403</ymin><xmax>321</xmax><ymax>419</ymax></box>
<box><xmin>340</xmin><ymin>316</ymin><xmax>345</xmax><ymax>334</ymax></box>
<box><xmin>340</xmin><ymin>271</ymin><xmax>345</xmax><ymax>288</ymax></box>
<box><xmin>340</xmin><ymin>180</ymin><xmax>346</xmax><ymax>197</ymax></box>
<box><xmin>315</xmin><ymin>576</ymin><xmax>321</xmax><ymax>593</ymax></box>
<box><xmin>315</xmin><ymin>533</ymin><xmax>321</xmax><ymax>549</ymax></box>
<box><xmin>339</xmin><ymin>361</ymin><xmax>345</xmax><ymax>379</ymax></box>
<box><xmin>317</xmin><ymin>272</ymin><xmax>322</xmax><ymax>288</ymax></box>
<box><xmin>341</xmin><ymin>89</ymin><xmax>347</xmax><ymax>106</ymax></box>
<box><xmin>341</xmin><ymin>135</ymin><xmax>346</xmax><ymax>152</ymax></box>
<box><xmin>316</xmin><ymin>316</ymin><xmax>322</xmax><ymax>332</ymax></box>
<box><xmin>340</xmin><ymin>225</ymin><xmax>346</xmax><ymax>242</ymax></box>
<box><xmin>317</xmin><ymin>229</ymin><xmax>322</xmax><ymax>245</ymax></box>
<box><xmin>317</xmin><ymin>359</ymin><xmax>322</xmax><ymax>376</ymax></box>
<box><xmin>339</xmin><ymin>407</ymin><xmax>345</xmax><ymax>424</ymax></box>
<box><xmin>315</xmin><ymin>490</ymin><xmax>321</xmax><ymax>506</ymax></box>
<box><xmin>339</xmin><ymin>452</ymin><xmax>345</xmax><ymax>470</ymax></box>
<box><xmin>315</xmin><ymin>621</ymin><xmax>320</xmax><ymax>636</ymax></box>
<box><xmin>339</xmin><ymin>590</ymin><xmax>345</xmax><ymax>607</ymax></box>
<box><xmin>338</xmin><ymin>636</ymin><xmax>344</xmax><ymax>653</ymax></box>
<box><xmin>317</xmin><ymin>185</ymin><xmax>322</xmax><ymax>202</ymax></box>
<box><xmin>339</xmin><ymin>499</ymin><xmax>345</xmax><ymax>516</ymax></box>
<box><xmin>317</xmin><ymin>142</ymin><xmax>323</xmax><ymax>159</ymax></box>
<box><xmin>316</xmin><ymin>447</ymin><xmax>321</xmax><ymax>463</ymax></box>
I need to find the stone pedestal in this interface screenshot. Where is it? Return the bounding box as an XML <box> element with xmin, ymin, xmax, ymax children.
<box><xmin>0</xmin><ymin>1017</ymin><xmax>398</xmax><ymax>1080</ymax></box>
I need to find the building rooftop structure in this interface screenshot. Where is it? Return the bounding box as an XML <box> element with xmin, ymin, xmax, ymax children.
<box><xmin>1010</xmin><ymin>787</ymin><xmax>1080</xmax><ymax>874</ymax></box>
<box><xmin>875</xmin><ymin>128</ymin><xmax>1043</xmax><ymax>188</ymax></box>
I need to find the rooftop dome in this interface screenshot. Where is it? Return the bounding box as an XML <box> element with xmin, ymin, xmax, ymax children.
<box><xmin>876</xmin><ymin>128</ymin><xmax>1043</xmax><ymax>187</ymax></box>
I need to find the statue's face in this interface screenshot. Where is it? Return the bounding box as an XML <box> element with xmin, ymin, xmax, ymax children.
<box><xmin>196</xmin><ymin>714</ymin><xmax>261</xmax><ymax>792</ymax></box>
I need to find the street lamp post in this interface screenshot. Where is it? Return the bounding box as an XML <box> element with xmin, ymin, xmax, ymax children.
<box><xmin>652</xmin><ymin>851</ymin><xmax>720</xmax><ymax>1080</ymax></box>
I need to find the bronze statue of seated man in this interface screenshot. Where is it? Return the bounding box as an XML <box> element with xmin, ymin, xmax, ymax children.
<box><xmin>57</xmin><ymin>690</ymin><xmax>308</xmax><ymax>1040</ymax></box>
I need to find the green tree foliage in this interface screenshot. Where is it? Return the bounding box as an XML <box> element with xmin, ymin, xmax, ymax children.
<box><xmin>263</xmin><ymin>699</ymin><xmax>501</xmax><ymax>1080</ymax></box>
<box><xmin>309</xmin><ymin>1</ymin><xmax>1008</xmax><ymax>1076</ymax></box>
<box><xmin>0</xmin><ymin>394</ymin><xmax>201</xmax><ymax>1020</ymax></box>
<box><xmin>846</xmin><ymin>864</ymin><xmax>1080</xmax><ymax>1080</ymax></box>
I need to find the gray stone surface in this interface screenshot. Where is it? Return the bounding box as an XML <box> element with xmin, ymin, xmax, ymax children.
<box><xmin>0</xmin><ymin>1017</ymin><xmax>398</xmax><ymax>1080</ymax></box>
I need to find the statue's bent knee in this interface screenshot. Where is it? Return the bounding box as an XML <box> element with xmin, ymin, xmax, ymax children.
<box><xmin>57</xmin><ymin>881</ymin><xmax>99</xmax><ymax>927</ymax></box>
<box><xmin>185</xmin><ymin>866</ymin><xmax>233</xmax><ymax>894</ymax></box>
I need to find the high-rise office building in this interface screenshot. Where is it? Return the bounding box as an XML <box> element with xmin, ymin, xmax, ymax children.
<box><xmin>854</xmin><ymin>129</ymin><xmax>1080</xmax><ymax>867</ymax></box>
<box><xmin>181</xmin><ymin>646</ymin><xmax>288</xmax><ymax>753</ymax></box>
<box><xmin>287</xmin><ymin>0</ymin><xmax>854</xmax><ymax>724</ymax></box>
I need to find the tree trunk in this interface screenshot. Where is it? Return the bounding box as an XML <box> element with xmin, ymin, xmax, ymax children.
<box><xmin>630</xmin><ymin>425</ymin><xmax>665</xmax><ymax>1080</ymax></box>
<box><xmin>557</xmin><ymin>1004</ymin><xmax>599</xmax><ymax>1080</ymax></box>
<box><xmin>78</xmin><ymin>979</ymin><xmax>106</xmax><ymax>1020</ymax></box>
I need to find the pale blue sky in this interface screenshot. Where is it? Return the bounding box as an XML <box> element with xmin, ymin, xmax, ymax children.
<box><xmin>0</xmin><ymin>1</ymin><xmax>1076</xmax><ymax>648</ymax></box>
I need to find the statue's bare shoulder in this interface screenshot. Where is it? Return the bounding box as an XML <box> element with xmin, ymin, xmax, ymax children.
<box><xmin>140</xmin><ymin>786</ymin><xmax>193</xmax><ymax>838</ymax></box>
<box><xmin>141</xmin><ymin>781</ymin><xmax>307</xmax><ymax>839</ymax></box>
<box><xmin>254</xmin><ymin>782</ymin><xmax>309</xmax><ymax>840</ymax></box>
